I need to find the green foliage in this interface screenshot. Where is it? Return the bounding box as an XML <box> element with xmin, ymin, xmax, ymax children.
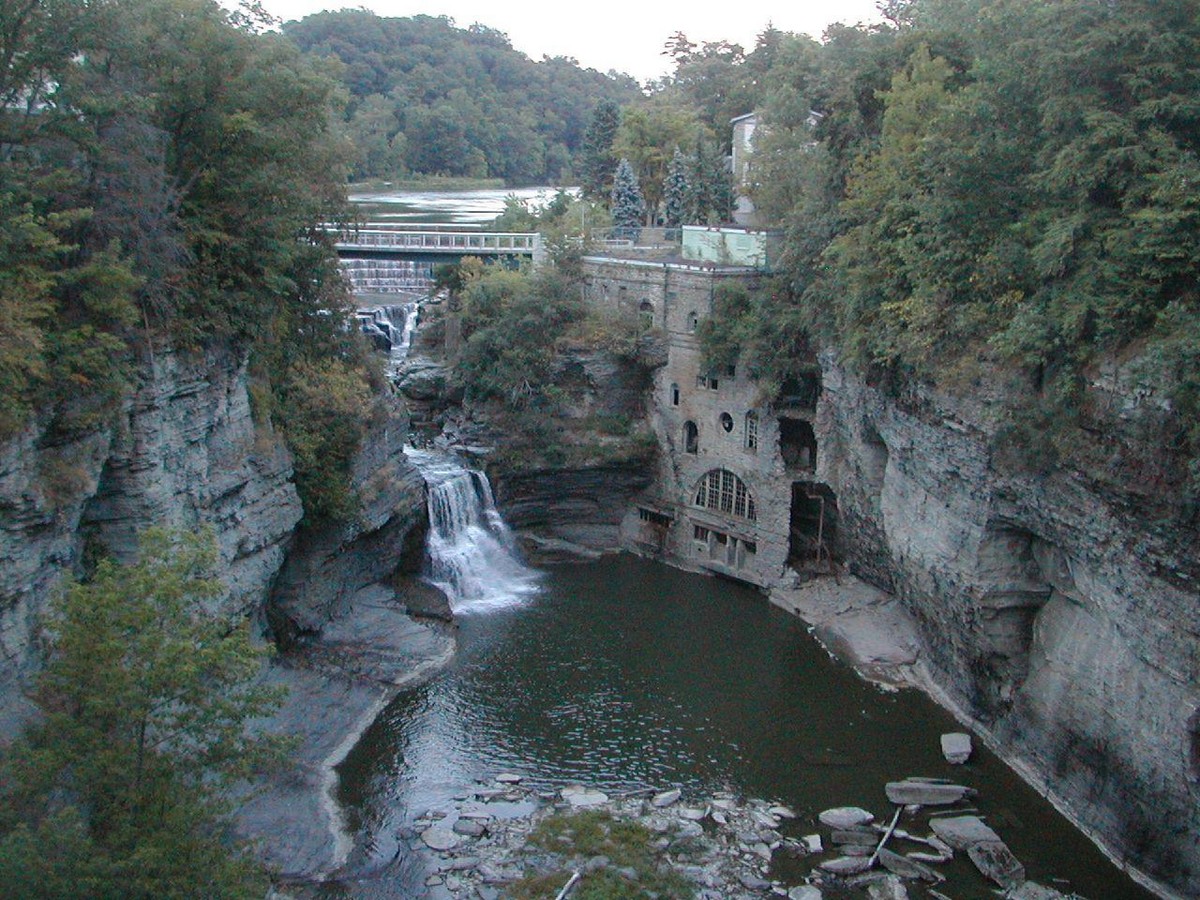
<box><xmin>580</xmin><ymin>100</ymin><xmax>622</xmax><ymax>200</ymax></box>
<box><xmin>274</xmin><ymin>357</ymin><xmax>374</xmax><ymax>524</ymax></box>
<box><xmin>698</xmin><ymin>279</ymin><xmax>814</xmax><ymax>398</ymax></box>
<box><xmin>455</xmin><ymin>266</ymin><xmax>585</xmax><ymax>407</ymax></box>
<box><xmin>662</xmin><ymin>148</ymin><xmax>691</xmax><ymax>227</ymax></box>
<box><xmin>717</xmin><ymin>0</ymin><xmax>1200</xmax><ymax>481</ymax></box>
<box><xmin>0</xmin><ymin>529</ymin><xmax>283</xmax><ymax>898</ymax></box>
<box><xmin>509</xmin><ymin>810</ymin><xmax>694</xmax><ymax>900</ymax></box>
<box><xmin>612</xmin><ymin>103</ymin><xmax>705</xmax><ymax>223</ymax></box>
<box><xmin>610</xmin><ymin>159</ymin><xmax>646</xmax><ymax>234</ymax></box>
<box><xmin>284</xmin><ymin>11</ymin><xmax>640</xmax><ymax>184</ymax></box>
<box><xmin>0</xmin><ymin>0</ymin><xmax>376</xmax><ymax>520</ymax></box>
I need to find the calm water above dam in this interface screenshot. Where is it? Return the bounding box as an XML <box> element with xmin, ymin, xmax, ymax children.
<box><xmin>332</xmin><ymin>555</ymin><xmax>1152</xmax><ymax>899</ymax></box>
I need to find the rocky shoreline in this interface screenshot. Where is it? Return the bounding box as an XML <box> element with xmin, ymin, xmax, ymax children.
<box><xmin>347</xmin><ymin>770</ymin><xmax>1086</xmax><ymax>900</ymax></box>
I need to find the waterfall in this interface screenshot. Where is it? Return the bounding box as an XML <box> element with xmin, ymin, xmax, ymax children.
<box><xmin>357</xmin><ymin>302</ymin><xmax>421</xmax><ymax>371</ymax></box>
<box><xmin>407</xmin><ymin>449</ymin><xmax>539</xmax><ymax>613</ymax></box>
<box><xmin>340</xmin><ymin>257</ymin><xmax>433</xmax><ymax>294</ymax></box>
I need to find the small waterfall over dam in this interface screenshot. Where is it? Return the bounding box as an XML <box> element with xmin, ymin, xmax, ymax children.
<box><xmin>406</xmin><ymin>449</ymin><xmax>538</xmax><ymax>613</ymax></box>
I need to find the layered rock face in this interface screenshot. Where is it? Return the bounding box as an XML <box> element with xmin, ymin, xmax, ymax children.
<box><xmin>816</xmin><ymin>356</ymin><xmax>1200</xmax><ymax>898</ymax></box>
<box><xmin>268</xmin><ymin>393</ymin><xmax>430</xmax><ymax>642</ymax></box>
<box><xmin>0</xmin><ymin>346</ymin><xmax>303</xmax><ymax>736</ymax></box>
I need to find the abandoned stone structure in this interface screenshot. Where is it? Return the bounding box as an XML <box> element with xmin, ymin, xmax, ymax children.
<box><xmin>581</xmin><ymin>226</ymin><xmax>831</xmax><ymax>589</ymax></box>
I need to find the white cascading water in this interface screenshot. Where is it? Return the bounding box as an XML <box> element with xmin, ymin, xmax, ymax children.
<box><xmin>406</xmin><ymin>449</ymin><xmax>539</xmax><ymax>613</ymax></box>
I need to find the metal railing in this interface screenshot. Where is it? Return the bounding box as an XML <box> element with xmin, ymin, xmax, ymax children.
<box><xmin>332</xmin><ymin>229</ymin><xmax>539</xmax><ymax>254</ymax></box>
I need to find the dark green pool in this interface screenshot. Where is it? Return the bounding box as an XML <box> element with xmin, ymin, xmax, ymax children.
<box><xmin>333</xmin><ymin>555</ymin><xmax>1153</xmax><ymax>899</ymax></box>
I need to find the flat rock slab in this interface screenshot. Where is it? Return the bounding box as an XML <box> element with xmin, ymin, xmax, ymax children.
<box><xmin>929</xmin><ymin>815</ymin><xmax>1001</xmax><ymax>849</ymax></box>
<box><xmin>452</xmin><ymin>819</ymin><xmax>486</xmax><ymax>837</ymax></box>
<box><xmin>651</xmin><ymin>789</ymin><xmax>681</xmax><ymax>808</ymax></box>
<box><xmin>769</xmin><ymin>576</ymin><xmax>921</xmax><ymax>687</ymax></box>
<box><xmin>940</xmin><ymin>733</ymin><xmax>973</xmax><ymax>764</ymax></box>
<box><xmin>421</xmin><ymin>827</ymin><xmax>461</xmax><ymax>851</ymax></box>
<box><xmin>770</xmin><ymin>805</ymin><xmax>798</xmax><ymax>819</ymax></box>
<box><xmin>878</xmin><ymin>848</ymin><xmax>941</xmax><ymax>883</ymax></box>
<box><xmin>819</xmin><ymin>856</ymin><xmax>874</xmax><ymax>875</ymax></box>
<box><xmin>495</xmin><ymin>773</ymin><xmax>522</xmax><ymax>784</ymax></box>
<box><xmin>968</xmin><ymin>840</ymin><xmax>1026</xmax><ymax>888</ymax></box>
<box><xmin>789</xmin><ymin>887</ymin><xmax>823</xmax><ymax>900</ymax></box>
<box><xmin>678</xmin><ymin>806</ymin><xmax>708</xmax><ymax>821</ymax></box>
<box><xmin>885</xmin><ymin>780</ymin><xmax>971</xmax><ymax>806</ymax></box>
<box><xmin>561</xmin><ymin>786</ymin><xmax>608</xmax><ymax>808</ymax></box>
<box><xmin>819</xmin><ymin>806</ymin><xmax>876</xmax><ymax>829</ymax></box>
<box><xmin>867</xmin><ymin>875</ymin><xmax>911</xmax><ymax>900</ymax></box>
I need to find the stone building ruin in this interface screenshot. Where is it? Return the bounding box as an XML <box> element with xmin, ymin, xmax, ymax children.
<box><xmin>580</xmin><ymin>226</ymin><xmax>837</xmax><ymax>588</ymax></box>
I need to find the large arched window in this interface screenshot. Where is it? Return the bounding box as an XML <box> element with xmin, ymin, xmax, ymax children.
<box><xmin>693</xmin><ymin>469</ymin><xmax>756</xmax><ymax>520</ymax></box>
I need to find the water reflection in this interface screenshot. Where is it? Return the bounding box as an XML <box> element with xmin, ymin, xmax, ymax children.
<box><xmin>348</xmin><ymin>186</ymin><xmax>572</xmax><ymax>225</ymax></box>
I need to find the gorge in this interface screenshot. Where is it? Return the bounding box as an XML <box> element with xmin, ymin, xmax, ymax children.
<box><xmin>2</xmin><ymin>2</ymin><xmax>1199</xmax><ymax>898</ymax></box>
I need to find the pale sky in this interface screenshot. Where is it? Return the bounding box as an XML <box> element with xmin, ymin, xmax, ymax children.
<box><xmin>250</xmin><ymin>1</ymin><xmax>885</xmax><ymax>82</ymax></box>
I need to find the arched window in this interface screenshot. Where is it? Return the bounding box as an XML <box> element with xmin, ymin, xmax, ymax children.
<box><xmin>744</xmin><ymin>411</ymin><xmax>758</xmax><ymax>451</ymax></box>
<box><xmin>670</xmin><ymin>383</ymin><xmax>680</xmax><ymax>406</ymax></box>
<box><xmin>684</xmin><ymin>421</ymin><xmax>699</xmax><ymax>454</ymax></box>
<box><xmin>687</xmin><ymin>311</ymin><xmax>699</xmax><ymax>332</ymax></box>
<box><xmin>693</xmin><ymin>469</ymin><xmax>756</xmax><ymax>520</ymax></box>
<box><xmin>639</xmin><ymin>299</ymin><xmax>654</xmax><ymax>330</ymax></box>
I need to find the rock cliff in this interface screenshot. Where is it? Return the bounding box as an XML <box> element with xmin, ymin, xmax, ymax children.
<box><xmin>267</xmin><ymin>392</ymin><xmax>429</xmax><ymax>643</ymax></box>
<box><xmin>0</xmin><ymin>346</ymin><xmax>303</xmax><ymax>736</ymax></box>
<box><xmin>815</xmin><ymin>354</ymin><xmax>1199</xmax><ymax>898</ymax></box>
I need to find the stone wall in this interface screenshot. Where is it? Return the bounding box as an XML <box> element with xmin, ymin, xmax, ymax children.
<box><xmin>817</xmin><ymin>355</ymin><xmax>1200</xmax><ymax>898</ymax></box>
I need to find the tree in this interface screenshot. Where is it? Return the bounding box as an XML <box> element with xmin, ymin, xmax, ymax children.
<box><xmin>662</xmin><ymin>147</ymin><xmax>691</xmax><ymax>227</ymax></box>
<box><xmin>610</xmin><ymin>158</ymin><xmax>646</xmax><ymax>238</ymax></box>
<box><xmin>0</xmin><ymin>529</ymin><xmax>284</xmax><ymax>898</ymax></box>
<box><xmin>580</xmin><ymin>99</ymin><xmax>621</xmax><ymax>200</ymax></box>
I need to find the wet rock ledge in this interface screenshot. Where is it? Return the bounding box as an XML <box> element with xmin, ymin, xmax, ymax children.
<box><xmin>373</xmin><ymin>773</ymin><xmax>1082</xmax><ymax>900</ymax></box>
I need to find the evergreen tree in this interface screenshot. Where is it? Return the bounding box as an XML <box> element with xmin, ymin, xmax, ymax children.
<box><xmin>580</xmin><ymin>100</ymin><xmax>621</xmax><ymax>200</ymax></box>
<box><xmin>687</xmin><ymin>139</ymin><xmax>735</xmax><ymax>225</ymax></box>
<box><xmin>610</xmin><ymin>158</ymin><xmax>646</xmax><ymax>238</ymax></box>
<box><xmin>0</xmin><ymin>529</ymin><xmax>284</xmax><ymax>897</ymax></box>
<box><xmin>663</xmin><ymin>148</ymin><xmax>692</xmax><ymax>228</ymax></box>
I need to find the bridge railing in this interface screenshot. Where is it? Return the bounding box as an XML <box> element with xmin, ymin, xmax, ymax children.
<box><xmin>332</xmin><ymin>229</ymin><xmax>539</xmax><ymax>254</ymax></box>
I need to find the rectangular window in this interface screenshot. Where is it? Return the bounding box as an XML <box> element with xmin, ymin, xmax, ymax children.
<box><xmin>696</xmin><ymin>374</ymin><xmax>706</xmax><ymax>389</ymax></box>
<box><xmin>671</xmin><ymin>384</ymin><xmax>680</xmax><ymax>406</ymax></box>
<box><xmin>744</xmin><ymin>541</ymin><xmax>757</xmax><ymax>555</ymax></box>
<box><xmin>693</xmin><ymin>525</ymin><xmax>709</xmax><ymax>541</ymax></box>
<box><xmin>708</xmin><ymin>376</ymin><xmax>720</xmax><ymax>390</ymax></box>
<box><xmin>726</xmin><ymin>364</ymin><xmax>736</xmax><ymax>377</ymax></box>
<box><xmin>745</xmin><ymin>414</ymin><xmax>758</xmax><ymax>452</ymax></box>
<box><xmin>639</xmin><ymin>508</ymin><xmax>671</xmax><ymax>527</ymax></box>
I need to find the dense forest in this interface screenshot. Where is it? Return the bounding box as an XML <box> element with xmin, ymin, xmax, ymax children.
<box><xmin>647</xmin><ymin>0</ymin><xmax>1199</xmax><ymax>493</ymax></box>
<box><xmin>282</xmin><ymin>11</ymin><xmax>642</xmax><ymax>184</ymax></box>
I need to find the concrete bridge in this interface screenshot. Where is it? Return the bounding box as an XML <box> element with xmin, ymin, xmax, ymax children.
<box><xmin>331</xmin><ymin>225</ymin><xmax>542</xmax><ymax>261</ymax></box>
